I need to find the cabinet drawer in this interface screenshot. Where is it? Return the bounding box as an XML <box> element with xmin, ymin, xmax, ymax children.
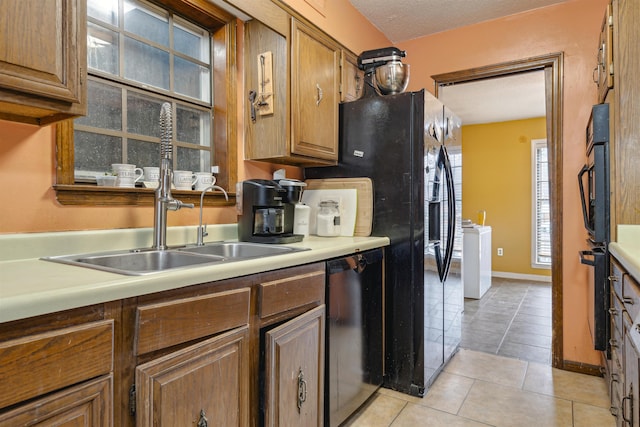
<box><xmin>611</xmin><ymin>259</ymin><xmax>624</xmax><ymax>300</ymax></box>
<box><xmin>136</xmin><ymin>287</ymin><xmax>250</xmax><ymax>355</ymax></box>
<box><xmin>0</xmin><ymin>320</ymin><xmax>113</xmax><ymax>409</ymax></box>
<box><xmin>623</xmin><ymin>273</ymin><xmax>640</xmax><ymax>321</ymax></box>
<box><xmin>259</xmin><ymin>267</ymin><xmax>325</xmax><ymax>319</ymax></box>
<box><xmin>0</xmin><ymin>375</ymin><xmax>112</xmax><ymax>426</ymax></box>
<box><xmin>612</xmin><ymin>290</ymin><xmax>624</xmax><ymax>338</ymax></box>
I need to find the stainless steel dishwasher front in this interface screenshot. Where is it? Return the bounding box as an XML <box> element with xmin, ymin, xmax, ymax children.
<box><xmin>325</xmin><ymin>248</ymin><xmax>384</xmax><ymax>426</ymax></box>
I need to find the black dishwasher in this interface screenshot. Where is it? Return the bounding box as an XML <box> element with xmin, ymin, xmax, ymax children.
<box><xmin>325</xmin><ymin>248</ymin><xmax>384</xmax><ymax>427</ymax></box>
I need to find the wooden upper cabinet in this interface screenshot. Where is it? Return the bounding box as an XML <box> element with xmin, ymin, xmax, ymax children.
<box><xmin>291</xmin><ymin>18</ymin><xmax>340</xmax><ymax>163</ymax></box>
<box><xmin>595</xmin><ymin>0</ymin><xmax>614</xmax><ymax>103</ymax></box>
<box><xmin>0</xmin><ymin>0</ymin><xmax>86</xmax><ymax>125</ymax></box>
<box><xmin>341</xmin><ymin>50</ymin><xmax>364</xmax><ymax>102</ymax></box>
<box><xmin>244</xmin><ymin>19</ymin><xmax>289</xmax><ymax>162</ymax></box>
<box><xmin>244</xmin><ymin>17</ymin><xmax>340</xmax><ymax>166</ymax></box>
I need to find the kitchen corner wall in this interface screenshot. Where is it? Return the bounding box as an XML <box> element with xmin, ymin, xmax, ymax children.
<box><xmin>462</xmin><ymin>117</ymin><xmax>551</xmax><ymax>278</ymax></box>
<box><xmin>397</xmin><ymin>0</ymin><xmax>607</xmax><ymax>366</ymax></box>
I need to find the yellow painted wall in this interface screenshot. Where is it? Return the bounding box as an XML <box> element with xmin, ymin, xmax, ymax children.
<box><xmin>462</xmin><ymin>117</ymin><xmax>550</xmax><ymax>277</ymax></box>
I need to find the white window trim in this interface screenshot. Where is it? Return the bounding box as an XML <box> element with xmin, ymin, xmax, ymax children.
<box><xmin>531</xmin><ymin>138</ymin><xmax>551</xmax><ymax>269</ymax></box>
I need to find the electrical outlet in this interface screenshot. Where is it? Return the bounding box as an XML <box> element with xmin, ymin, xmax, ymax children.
<box><xmin>497</xmin><ymin>248</ymin><xmax>504</xmax><ymax>256</ymax></box>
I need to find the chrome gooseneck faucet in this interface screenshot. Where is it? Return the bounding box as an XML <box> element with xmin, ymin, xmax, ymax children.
<box><xmin>152</xmin><ymin>102</ymin><xmax>194</xmax><ymax>250</ymax></box>
<box><xmin>196</xmin><ymin>185</ymin><xmax>229</xmax><ymax>246</ymax></box>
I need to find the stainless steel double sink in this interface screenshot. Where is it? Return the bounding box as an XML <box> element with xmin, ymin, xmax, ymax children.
<box><xmin>43</xmin><ymin>242</ymin><xmax>308</xmax><ymax>276</ymax></box>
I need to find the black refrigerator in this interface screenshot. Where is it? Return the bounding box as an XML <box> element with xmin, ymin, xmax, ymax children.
<box><xmin>306</xmin><ymin>89</ymin><xmax>463</xmax><ymax>397</ymax></box>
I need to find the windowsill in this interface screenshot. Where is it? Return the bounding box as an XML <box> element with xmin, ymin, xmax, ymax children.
<box><xmin>53</xmin><ymin>184</ymin><xmax>235</xmax><ymax>207</ymax></box>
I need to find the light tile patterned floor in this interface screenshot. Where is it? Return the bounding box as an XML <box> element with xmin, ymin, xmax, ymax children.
<box><xmin>344</xmin><ymin>349</ymin><xmax>614</xmax><ymax>427</ymax></box>
<box><xmin>462</xmin><ymin>277</ymin><xmax>553</xmax><ymax>364</ymax></box>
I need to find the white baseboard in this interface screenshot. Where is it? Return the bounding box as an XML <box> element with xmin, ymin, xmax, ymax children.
<box><xmin>491</xmin><ymin>271</ymin><xmax>552</xmax><ymax>283</ymax></box>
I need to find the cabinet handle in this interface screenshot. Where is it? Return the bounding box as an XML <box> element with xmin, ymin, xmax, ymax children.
<box><xmin>622</xmin><ymin>392</ymin><xmax>632</xmax><ymax>425</ymax></box>
<box><xmin>316</xmin><ymin>84</ymin><xmax>323</xmax><ymax>106</ymax></box>
<box><xmin>610</xmin><ymin>338</ymin><xmax>619</xmax><ymax>349</ymax></box>
<box><xmin>297</xmin><ymin>367</ymin><xmax>307</xmax><ymax>412</ymax></box>
<box><xmin>610</xmin><ymin>308</ymin><xmax>619</xmax><ymax>316</ymax></box>
<box><xmin>611</xmin><ymin>376</ymin><xmax>620</xmax><ymax>416</ymax></box>
<box><xmin>197</xmin><ymin>409</ymin><xmax>208</xmax><ymax>427</ymax></box>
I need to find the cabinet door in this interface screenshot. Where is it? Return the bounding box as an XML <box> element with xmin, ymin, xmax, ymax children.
<box><xmin>291</xmin><ymin>18</ymin><xmax>339</xmax><ymax>161</ymax></box>
<box><xmin>624</xmin><ymin>316</ymin><xmax>640</xmax><ymax>427</ymax></box>
<box><xmin>341</xmin><ymin>50</ymin><xmax>364</xmax><ymax>102</ymax></box>
<box><xmin>595</xmin><ymin>1</ymin><xmax>614</xmax><ymax>103</ymax></box>
<box><xmin>0</xmin><ymin>375</ymin><xmax>112</xmax><ymax>426</ymax></box>
<box><xmin>264</xmin><ymin>305</ymin><xmax>325</xmax><ymax>427</ymax></box>
<box><xmin>0</xmin><ymin>0</ymin><xmax>86</xmax><ymax>124</ymax></box>
<box><xmin>244</xmin><ymin>19</ymin><xmax>288</xmax><ymax>161</ymax></box>
<box><xmin>136</xmin><ymin>326</ymin><xmax>249</xmax><ymax>427</ymax></box>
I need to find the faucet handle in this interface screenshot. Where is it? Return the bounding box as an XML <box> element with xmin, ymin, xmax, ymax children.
<box><xmin>168</xmin><ymin>199</ymin><xmax>194</xmax><ymax>211</ymax></box>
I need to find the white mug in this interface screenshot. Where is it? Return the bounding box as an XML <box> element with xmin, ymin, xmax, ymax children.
<box><xmin>194</xmin><ymin>172</ymin><xmax>216</xmax><ymax>191</ymax></box>
<box><xmin>112</xmin><ymin>163</ymin><xmax>143</xmax><ymax>188</ymax></box>
<box><xmin>173</xmin><ymin>170</ymin><xmax>197</xmax><ymax>190</ymax></box>
<box><xmin>143</xmin><ymin>167</ymin><xmax>160</xmax><ymax>182</ymax></box>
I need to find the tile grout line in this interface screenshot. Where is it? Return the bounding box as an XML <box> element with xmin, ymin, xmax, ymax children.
<box><xmin>495</xmin><ymin>286</ymin><xmax>528</xmax><ymax>355</ymax></box>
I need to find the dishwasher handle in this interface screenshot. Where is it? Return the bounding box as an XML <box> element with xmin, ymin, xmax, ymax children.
<box><xmin>327</xmin><ymin>249</ymin><xmax>383</xmax><ymax>275</ymax></box>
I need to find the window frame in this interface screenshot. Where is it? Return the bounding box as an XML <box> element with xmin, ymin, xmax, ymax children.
<box><xmin>531</xmin><ymin>138</ymin><xmax>551</xmax><ymax>269</ymax></box>
<box><xmin>54</xmin><ymin>0</ymin><xmax>237</xmax><ymax>207</ymax></box>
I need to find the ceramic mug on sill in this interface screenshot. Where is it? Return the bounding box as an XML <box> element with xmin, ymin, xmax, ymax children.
<box><xmin>112</xmin><ymin>163</ymin><xmax>143</xmax><ymax>188</ymax></box>
<box><xmin>143</xmin><ymin>167</ymin><xmax>160</xmax><ymax>182</ymax></box>
<box><xmin>173</xmin><ymin>170</ymin><xmax>197</xmax><ymax>190</ymax></box>
<box><xmin>194</xmin><ymin>172</ymin><xmax>216</xmax><ymax>191</ymax></box>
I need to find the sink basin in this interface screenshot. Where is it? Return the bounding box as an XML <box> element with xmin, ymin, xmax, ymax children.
<box><xmin>42</xmin><ymin>242</ymin><xmax>308</xmax><ymax>275</ymax></box>
<box><xmin>43</xmin><ymin>250</ymin><xmax>226</xmax><ymax>275</ymax></box>
<box><xmin>178</xmin><ymin>242</ymin><xmax>306</xmax><ymax>259</ymax></box>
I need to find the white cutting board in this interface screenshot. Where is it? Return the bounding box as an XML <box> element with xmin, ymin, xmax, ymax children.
<box><xmin>301</xmin><ymin>189</ymin><xmax>358</xmax><ymax>236</ymax></box>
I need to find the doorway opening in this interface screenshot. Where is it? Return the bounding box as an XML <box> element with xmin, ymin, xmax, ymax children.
<box><xmin>432</xmin><ymin>52</ymin><xmax>564</xmax><ymax>368</ymax></box>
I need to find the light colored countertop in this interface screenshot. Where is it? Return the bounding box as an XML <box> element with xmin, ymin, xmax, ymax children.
<box><xmin>609</xmin><ymin>225</ymin><xmax>640</xmax><ymax>280</ymax></box>
<box><xmin>0</xmin><ymin>225</ymin><xmax>389</xmax><ymax>323</ymax></box>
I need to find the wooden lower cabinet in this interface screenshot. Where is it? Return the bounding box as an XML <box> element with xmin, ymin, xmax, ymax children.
<box><xmin>624</xmin><ymin>315</ymin><xmax>639</xmax><ymax>427</ymax></box>
<box><xmin>264</xmin><ymin>305</ymin><xmax>325</xmax><ymax>427</ymax></box>
<box><xmin>0</xmin><ymin>310</ymin><xmax>115</xmax><ymax>426</ymax></box>
<box><xmin>610</xmin><ymin>255</ymin><xmax>640</xmax><ymax>427</ymax></box>
<box><xmin>136</xmin><ymin>327</ymin><xmax>250</xmax><ymax>427</ymax></box>
<box><xmin>0</xmin><ymin>375</ymin><xmax>112</xmax><ymax>427</ymax></box>
<box><xmin>0</xmin><ymin>262</ymin><xmax>327</xmax><ymax>427</ymax></box>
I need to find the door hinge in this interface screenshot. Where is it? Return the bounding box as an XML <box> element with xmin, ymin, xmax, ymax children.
<box><xmin>129</xmin><ymin>384</ymin><xmax>136</xmax><ymax>417</ymax></box>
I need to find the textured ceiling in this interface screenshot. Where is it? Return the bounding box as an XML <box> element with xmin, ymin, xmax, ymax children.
<box><xmin>348</xmin><ymin>0</ymin><xmax>561</xmax><ymax>124</ymax></box>
<box><xmin>439</xmin><ymin>71</ymin><xmax>547</xmax><ymax>125</ymax></box>
<box><xmin>349</xmin><ymin>0</ymin><xmax>569</xmax><ymax>42</ymax></box>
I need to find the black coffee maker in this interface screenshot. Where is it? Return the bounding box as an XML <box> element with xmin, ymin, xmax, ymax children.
<box><xmin>237</xmin><ymin>179</ymin><xmax>303</xmax><ymax>244</ymax></box>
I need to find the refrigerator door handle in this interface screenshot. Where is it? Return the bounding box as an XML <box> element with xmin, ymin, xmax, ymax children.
<box><xmin>578</xmin><ymin>164</ymin><xmax>595</xmax><ymax>235</ymax></box>
<box><xmin>579</xmin><ymin>250</ymin><xmax>596</xmax><ymax>266</ymax></box>
<box><xmin>441</xmin><ymin>146</ymin><xmax>456</xmax><ymax>282</ymax></box>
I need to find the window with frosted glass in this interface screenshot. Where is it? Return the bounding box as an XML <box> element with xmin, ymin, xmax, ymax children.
<box><xmin>76</xmin><ymin>0</ymin><xmax>213</xmax><ymax>182</ymax></box>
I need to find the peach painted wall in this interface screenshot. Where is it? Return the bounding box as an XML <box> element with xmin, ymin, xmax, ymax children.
<box><xmin>397</xmin><ymin>0</ymin><xmax>607</xmax><ymax>365</ymax></box>
<box><xmin>0</xmin><ymin>1</ymin><xmax>390</xmax><ymax>235</ymax></box>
